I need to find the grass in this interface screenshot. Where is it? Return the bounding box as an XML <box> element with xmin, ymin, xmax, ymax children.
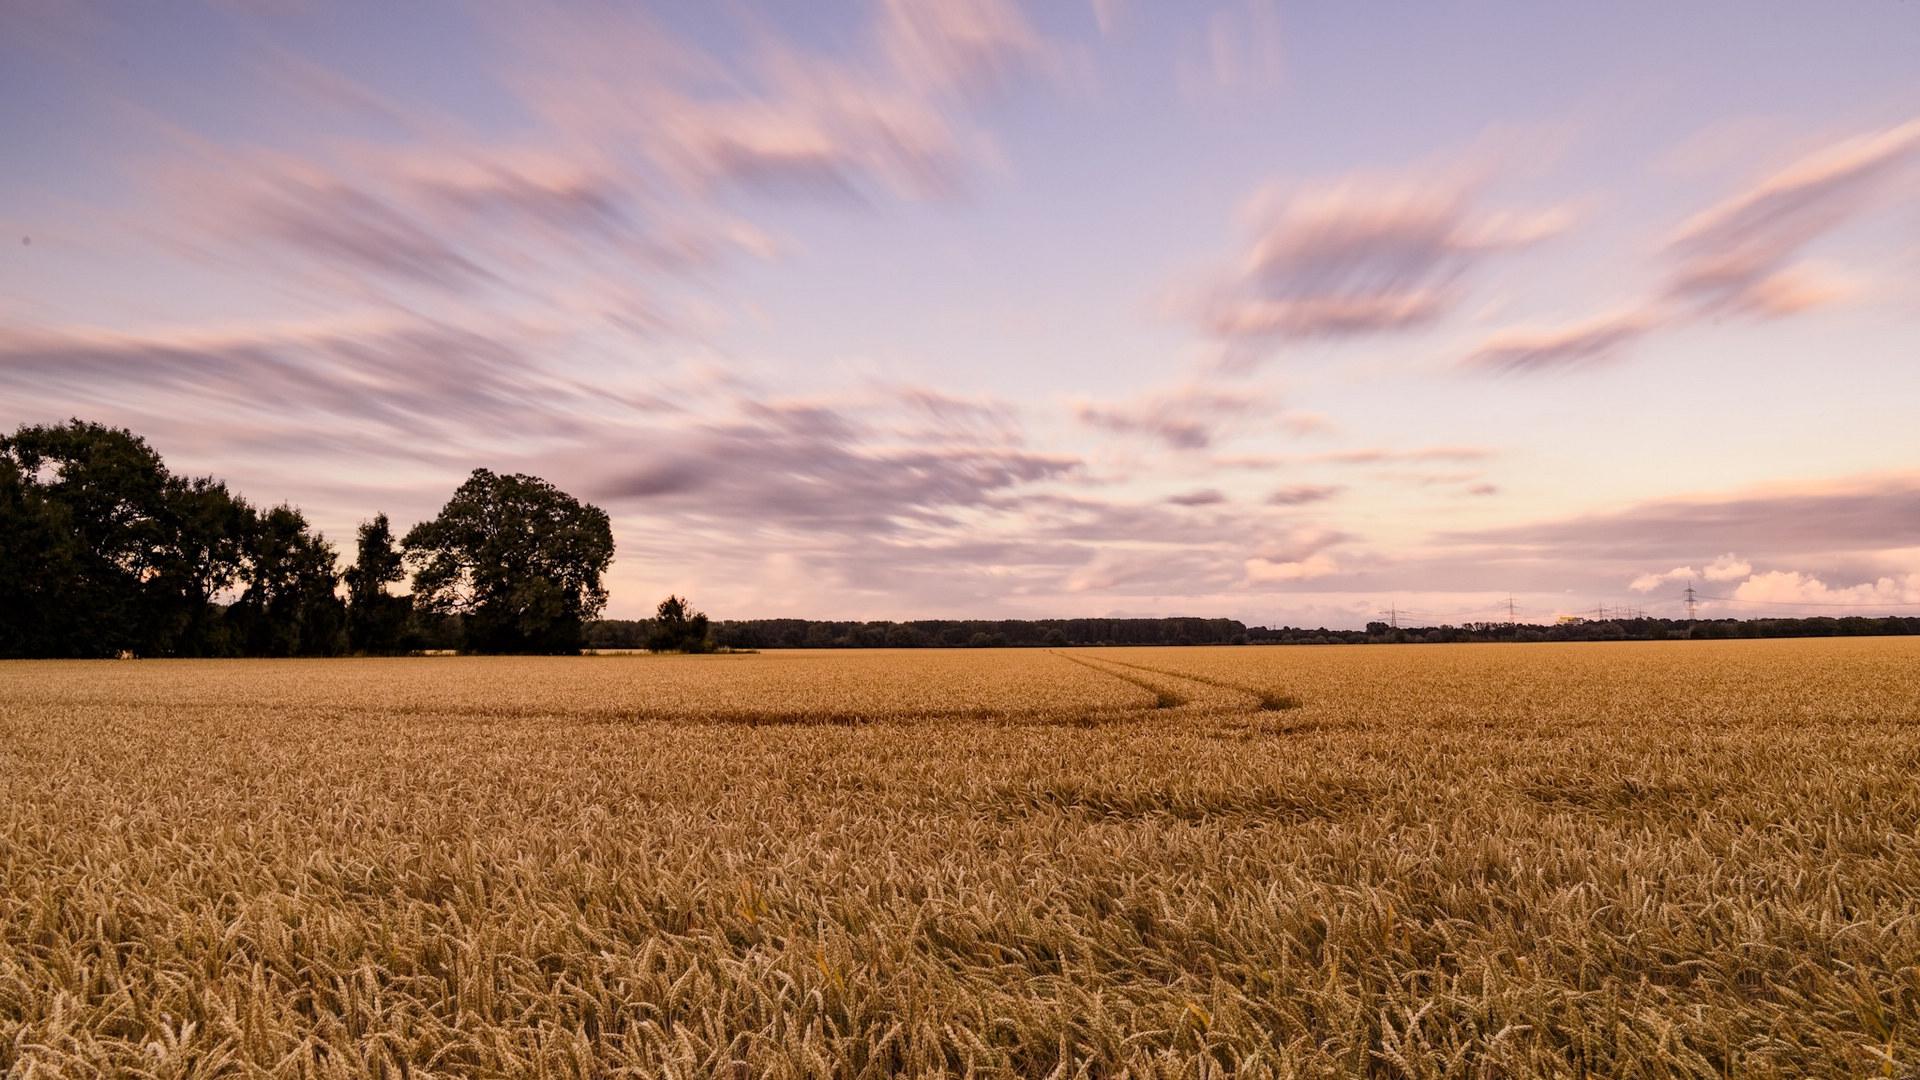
<box><xmin>2</xmin><ymin>639</ymin><xmax>1919</xmax><ymax>1077</ymax></box>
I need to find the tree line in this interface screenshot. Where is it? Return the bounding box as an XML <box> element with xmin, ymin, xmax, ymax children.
<box><xmin>1</xmin><ymin>420</ymin><xmax>615</xmax><ymax>658</ymax></box>
<box><xmin>586</xmin><ymin>614</ymin><xmax>1920</xmax><ymax>650</ymax></box>
<box><xmin>8</xmin><ymin>420</ymin><xmax>1915</xmax><ymax>658</ymax></box>
<box><xmin>587</xmin><ymin>616</ymin><xmax>1252</xmax><ymax>650</ymax></box>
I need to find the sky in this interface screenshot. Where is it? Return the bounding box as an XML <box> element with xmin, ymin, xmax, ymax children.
<box><xmin>4</xmin><ymin>1</ymin><xmax>1919</xmax><ymax>627</ymax></box>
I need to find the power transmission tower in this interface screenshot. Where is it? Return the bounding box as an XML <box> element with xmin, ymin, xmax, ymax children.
<box><xmin>1378</xmin><ymin>604</ymin><xmax>1399</xmax><ymax>629</ymax></box>
<box><xmin>1684</xmin><ymin>582</ymin><xmax>1697</xmax><ymax>622</ymax></box>
<box><xmin>1507</xmin><ymin>595</ymin><xmax>1517</xmax><ymax>625</ymax></box>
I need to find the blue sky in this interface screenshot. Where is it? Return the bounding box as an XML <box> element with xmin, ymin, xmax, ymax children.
<box><xmin>4</xmin><ymin>1</ymin><xmax>1918</xmax><ymax>625</ymax></box>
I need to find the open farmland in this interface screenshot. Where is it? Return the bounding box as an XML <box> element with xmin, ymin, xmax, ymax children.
<box><xmin>4</xmin><ymin>640</ymin><xmax>1920</xmax><ymax>1077</ymax></box>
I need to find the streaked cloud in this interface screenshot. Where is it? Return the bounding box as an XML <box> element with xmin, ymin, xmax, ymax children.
<box><xmin>1465</xmin><ymin>117</ymin><xmax>1920</xmax><ymax>374</ymax></box>
<box><xmin>1198</xmin><ymin>181</ymin><xmax>1569</xmax><ymax>358</ymax></box>
<box><xmin>1465</xmin><ymin>308</ymin><xmax>1660</xmax><ymax>374</ymax></box>
<box><xmin>1662</xmin><ymin>119</ymin><xmax>1920</xmax><ymax>317</ymax></box>
<box><xmin>1265</xmin><ymin>483</ymin><xmax>1342</xmax><ymax>506</ymax></box>
<box><xmin>1448</xmin><ymin>475</ymin><xmax>1920</xmax><ymax>562</ymax></box>
<box><xmin>1074</xmin><ymin>383</ymin><xmax>1267</xmax><ymax>450</ymax></box>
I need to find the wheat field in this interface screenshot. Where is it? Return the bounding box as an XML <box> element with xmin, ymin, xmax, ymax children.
<box><xmin>3</xmin><ymin>639</ymin><xmax>1918</xmax><ymax>1078</ymax></box>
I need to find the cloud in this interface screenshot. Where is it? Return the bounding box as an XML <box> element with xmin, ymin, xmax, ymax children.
<box><xmin>1450</xmin><ymin>477</ymin><xmax>1920</xmax><ymax>563</ymax></box>
<box><xmin>1198</xmin><ymin>181</ymin><xmax>1568</xmax><ymax>354</ymax></box>
<box><xmin>247</xmin><ymin>177</ymin><xmax>496</xmax><ymax>291</ymax></box>
<box><xmin>1465</xmin><ymin>308</ymin><xmax>1660</xmax><ymax>374</ymax></box>
<box><xmin>495</xmin><ymin>0</ymin><xmax>1060</xmax><ymax>210</ymax></box>
<box><xmin>657</xmin><ymin>74</ymin><xmax>970</xmax><ymax>202</ymax></box>
<box><xmin>877</xmin><ymin>0</ymin><xmax>1047</xmax><ymax>98</ymax></box>
<box><xmin>1312</xmin><ymin>445</ymin><xmax>1493</xmax><ymax>466</ymax></box>
<box><xmin>1167</xmin><ymin>488</ymin><xmax>1228</xmax><ymax>506</ymax></box>
<box><xmin>595</xmin><ymin>397</ymin><xmax>1080</xmax><ymax>536</ymax></box>
<box><xmin>1266</xmin><ymin>483</ymin><xmax>1342</xmax><ymax>506</ymax></box>
<box><xmin>1729</xmin><ymin>569</ymin><xmax>1920</xmax><ymax>608</ymax></box>
<box><xmin>1177</xmin><ymin>0</ymin><xmax>1285</xmax><ymax>99</ymax></box>
<box><xmin>1703</xmin><ymin>552</ymin><xmax>1753</xmax><ymax>581</ymax></box>
<box><xmin>1464</xmin><ymin>117</ymin><xmax>1920</xmax><ymax>373</ymax></box>
<box><xmin>1242</xmin><ymin>527</ymin><xmax>1347</xmax><ymax>583</ymax></box>
<box><xmin>1074</xmin><ymin>383</ymin><xmax>1266</xmax><ymax>449</ymax></box>
<box><xmin>1244</xmin><ymin>552</ymin><xmax>1338</xmax><ymax>582</ymax></box>
<box><xmin>1281</xmin><ymin>411</ymin><xmax>1335</xmax><ymax>437</ymax></box>
<box><xmin>1066</xmin><ymin>548</ymin><xmax>1237</xmax><ymax>594</ymax></box>
<box><xmin>118</xmin><ymin>0</ymin><xmax>1073</xmax><ymax>330</ymax></box>
<box><xmin>1629</xmin><ymin>553</ymin><xmax>1753</xmax><ymax>592</ymax></box>
<box><xmin>1629</xmin><ymin>566</ymin><xmax>1690</xmax><ymax>592</ymax></box>
<box><xmin>0</xmin><ymin>320</ymin><xmax>593</xmax><ymax>441</ymax></box>
<box><xmin>1212</xmin><ymin>445</ymin><xmax>1495</xmax><ymax>471</ymax></box>
<box><xmin>1663</xmin><ymin>118</ymin><xmax>1920</xmax><ymax>317</ymax></box>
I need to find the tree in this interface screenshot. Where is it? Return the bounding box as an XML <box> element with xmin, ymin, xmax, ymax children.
<box><xmin>404</xmin><ymin>469</ymin><xmax>613</xmax><ymax>653</ymax></box>
<box><xmin>228</xmin><ymin>505</ymin><xmax>345</xmax><ymax>656</ymax></box>
<box><xmin>648</xmin><ymin>594</ymin><xmax>711</xmax><ymax>653</ymax></box>
<box><xmin>148</xmin><ymin>475</ymin><xmax>252</xmax><ymax>655</ymax></box>
<box><xmin>344</xmin><ymin>514</ymin><xmax>411</xmax><ymax>654</ymax></box>
<box><xmin>1</xmin><ymin>420</ymin><xmax>175</xmax><ymax>656</ymax></box>
<box><xmin>0</xmin><ymin>455</ymin><xmax>82</xmax><ymax>657</ymax></box>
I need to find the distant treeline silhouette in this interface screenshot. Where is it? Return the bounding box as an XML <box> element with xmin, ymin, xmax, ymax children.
<box><xmin>2</xmin><ymin>420</ymin><xmax>612</xmax><ymax>658</ymax></box>
<box><xmin>8</xmin><ymin>420</ymin><xmax>1917</xmax><ymax>659</ymax></box>
<box><xmin>584</xmin><ymin>614</ymin><xmax>1920</xmax><ymax>649</ymax></box>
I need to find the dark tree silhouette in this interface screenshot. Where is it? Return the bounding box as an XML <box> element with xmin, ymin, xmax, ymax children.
<box><xmin>404</xmin><ymin>469</ymin><xmax>613</xmax><ymax>653</ymax></box>
<box><xmin>2</xmin><ymin>421</ymin><xmax>172</xmax><ymax>655</ymax></box>
<box><xmin>0</xmin><ymin>453</ymin><xmax>82</xmax><ymax>657</ymax></box>
<box><xmin>228</xmin><ymin>505</ymin><xmax>344</xmax><ymax>656</ymax></box>
<box><xmin>647</xmin><ymin>594</ymin><xmax>711</xmax><ymax>653</ymax></box>
<box><xmin>150</xmin><ymin>476</ymin><xmax>252</xmax><ymax>654</ymax></box>
<box><xmin>0</xmin><ymin>420</ymin><xmax>260</xmax><ymax>656</ymax></box>
<box><xmin>344</xmin><ymin>513</ymin><xmax>411</xmax><ymax>654</ymax></box>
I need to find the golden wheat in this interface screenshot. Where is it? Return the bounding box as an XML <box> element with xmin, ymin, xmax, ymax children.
<box><xmin>3</xmin><ymin>639</ymin><xmax>1918</xmax><ymax>1077</ymax></box>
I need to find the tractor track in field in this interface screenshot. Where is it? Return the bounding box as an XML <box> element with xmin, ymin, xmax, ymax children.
<box><xmin>1080</xmin><ymin>654</ymin><xmax>1303</xmax><ymax>712</ymax></box>
<box><xmin>1054</xmin><ymin>651</ymin><xmax>1187</xmax><ymax>709</ymax></box>
<box><xmin>1051</xmin><ymin>651</ymin><xmax>1303</xmax><ymax>713</ymax></box>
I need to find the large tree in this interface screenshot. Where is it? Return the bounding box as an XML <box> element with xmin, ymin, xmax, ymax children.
<box><xmin>343</xmin><ymin>513</ymin><xmax>411</xmax><ymax>654</ymax></box>
<box><xmin>0</xmin><ymin>420</ymin><xmax>253</xmax><ymax>656</ymax></box>
<box><xmin>0</xmin><ymin>455</ymin><xmax>83</xmax><ymax>657</ymax></box>
<box><xmin>404</xmin><ymin>469</ymin><xmax>613</xmax><ymax>653</ymax></box>
<box><xmin>228</xmin><ymin>505</ymin><xmax>346</xmax><ymax>657</ymax></box>
<box><xmin>1</xmin><ymin>421</ymin><xmax>169</xmax><ymax>654</ymax></box>
<box><xmin>149</xmin><ymin>475</ymin><xmax>253</xmax><ymax>655</ymax></box>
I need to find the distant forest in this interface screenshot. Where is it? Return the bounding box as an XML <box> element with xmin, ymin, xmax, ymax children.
<box><xmin>586</xmin><ymin>615</ymin><xmax>1920</xmax><ymax>650</ymax></box>
<box><xmin>6</xmin><ymin>419</ymin><xmax>1916</xmax><ymax>658</ymax></box>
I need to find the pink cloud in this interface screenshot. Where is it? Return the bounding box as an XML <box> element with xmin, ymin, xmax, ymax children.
<box><xmin>1199</xmin><ymin>183</ymin><xmax>1569</xmax><ymax>355</ymax></box>
<box><xmin>1244</xmin><ymin>551</ymin><xmax>1339</xmax><ymax>582</ymax></box>
<box><xmin>1663</xmin><ymin>118</ymin><xmax>1920</xmax><ymax>316</ymax></box>
<box><xmin>877</xmin><ymin>0</ymin><xmax>1047</xmax><ymax>97</ymax></box>
<box><xmin>1465</xmin><ymin>117</ymin><xmax>1920</xmax><ymax>374</ymax></box>
<box><xmin>1266</xmin><ymin>483</ymin><xmax>1342</xmax><ymax>506</ymax></box>
<box><xmin>1730</xmin><ymin>569</ymin><xmax>1920</xmax><ymax>608</ymax></box>
<box><xmin>1465</xmin><ymin>308</ymin><xmax>1661</xmax><ymax>374</ymax></box>
<box><xmin>1629</xmin><ymin>553</ymin><xmax>1752</xmax><ymax>592</ymax></box>
<box><xmin>1074</xmin><ymin>383</ymin><xmax>1267</xmax><ymax>449</ymax></box>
